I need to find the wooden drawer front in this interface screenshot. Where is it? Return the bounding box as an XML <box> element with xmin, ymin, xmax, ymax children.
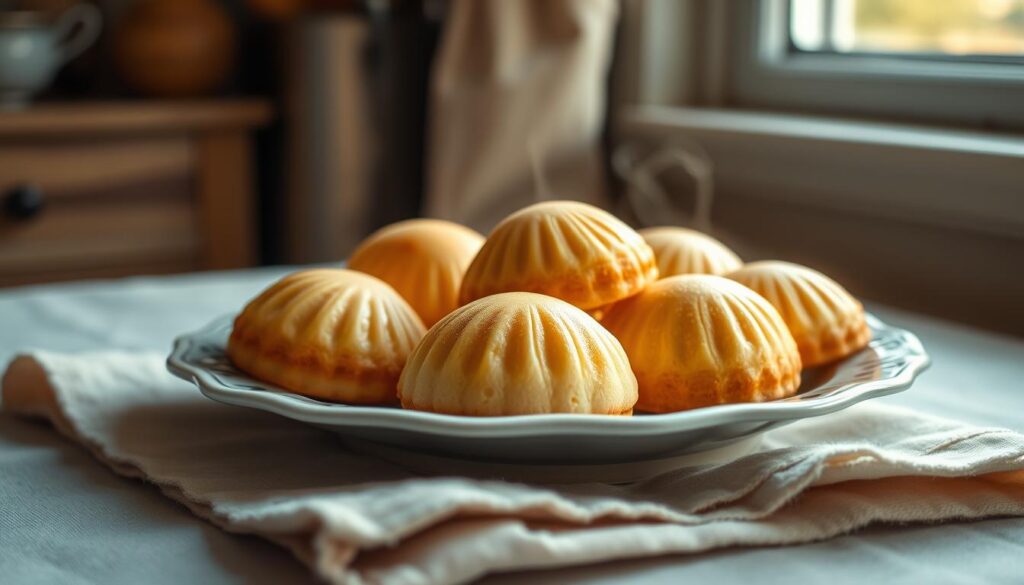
<box><xmin>0</xmin><ymin>137</ymin><xmax>200</xmax><ymax>286</ymax></box>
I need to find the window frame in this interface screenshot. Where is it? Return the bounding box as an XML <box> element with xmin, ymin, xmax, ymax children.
<box><xmin>612</xmin><ymin>0</ymin><xmax>1024</xmax><ymax>240</ymax></box>
<box><xmin>725</xmin><ymin>0</ymin><xmax>1024</xmax><ymax>130</ymax></box>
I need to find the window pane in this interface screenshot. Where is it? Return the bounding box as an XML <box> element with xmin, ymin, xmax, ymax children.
<box><xmin>790</xmin><ymin>0</ymin><xmax>1024</xmax><ymax>57</ymax></box>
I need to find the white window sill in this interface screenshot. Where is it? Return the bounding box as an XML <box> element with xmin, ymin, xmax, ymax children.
<box><xmin>618</xmin><ymin>106</ymin><xmax>1024</xmax><ymax>239</ymax></box>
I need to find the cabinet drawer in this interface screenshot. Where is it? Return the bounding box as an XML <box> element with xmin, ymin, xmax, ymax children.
<box><xmin>0</xmin><ymin>137</ymin><xmax>201</xmax><ymax>286</ymax></box>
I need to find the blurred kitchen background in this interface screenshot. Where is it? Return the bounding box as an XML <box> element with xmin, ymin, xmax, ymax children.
<box><xmin>0</xmin><ymin>0</ymin><xmax>1021</xmax><ymax>335</ymax></box>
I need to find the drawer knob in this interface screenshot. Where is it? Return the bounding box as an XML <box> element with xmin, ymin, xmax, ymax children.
<box><xmin>3</xmin><ymin>184</ymin><xmax>46</xmax><ymax>221</ymax></box>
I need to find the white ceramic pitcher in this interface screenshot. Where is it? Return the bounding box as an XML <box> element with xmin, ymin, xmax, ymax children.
<box><xmin>0</xmin><ymin>4</ymin><xmax>102</xmax><ymax>109</ymax></box>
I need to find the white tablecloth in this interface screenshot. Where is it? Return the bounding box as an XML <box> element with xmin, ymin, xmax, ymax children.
<box><xmin>1</xmin><ymin>267</ymin><xmax>1022</xmax><ymax>584</ymax></box>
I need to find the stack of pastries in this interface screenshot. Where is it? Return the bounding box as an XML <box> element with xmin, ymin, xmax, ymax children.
<box><xmin>228</xmin><ymin>201</ymin><xmax>872</xmax><ymax>416</ymax></box>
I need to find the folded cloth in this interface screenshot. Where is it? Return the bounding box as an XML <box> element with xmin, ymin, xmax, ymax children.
<box><xmin>3</xmin><ymin>351</ymin><xmax>1024</xmax><ymax>585</ymax></box>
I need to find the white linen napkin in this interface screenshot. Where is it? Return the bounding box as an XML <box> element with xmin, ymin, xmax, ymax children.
<box><xmin>3</xmin><ymin>350</ymin><xmax>1023</xmax><ymax>585</ymax></box>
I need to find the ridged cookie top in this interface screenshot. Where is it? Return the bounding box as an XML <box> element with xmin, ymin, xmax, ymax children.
<box><xmin>349</xmin><ymin>219</ymin><xmax>485</xmax><ymax>327</ymax></box>
<box><xmin>398</xmin><ymin>292</ymin><xmax>638</xmax><ymax>416</ymax></box>
<box><xmin>727</xmin><ymin>261</ymin><xmax>871</xmax><ymax>367</ymax></box>
<box><xmin>459</xmin><ymin>201</ymin><xmax>658</xmax><ymax>311</ymax></box>
<box><xmin>640</xmin><ymin>227</ymin><xmax>742</xmax><ymax>277</ymax></box>
<box><xmin>602</xmin><ymin>275</ymin><xmax>801</xmax><ymax>412</ymax></box>
<box><xmin>230</xmin><ymin>269</ymin><xmax>426</xmax><ymax>372</ymax></box>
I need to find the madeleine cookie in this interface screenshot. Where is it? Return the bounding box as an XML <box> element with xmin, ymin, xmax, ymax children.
<box><xmin>639</xmin><ymin>227</ymin><xmax>742</xmax><ymax>277</ymax></box>
<box><xmin>349</xmin><ymin>219</ymin><xmax>485</xmax><ymax>327</ymax></box>
<box><xmin>459</xmin><ymin>201</ymin><xmax>658</xmax><ymax>313</ymax></box>
<box><xmin>727</xmin><ymin>261</ymin><xmax>871</xmax><ymax>367</ymax></box>
<box><xmin>602</xmin><ymin>275</ymin><xmax>802</xmax><ymax>412</ymax></box>
<box><xmin>228</xmin><ymin>269</ymin><xmax>426</xmax><ymax>404</ymax></box>
<box><xmin>399</xmin><ymin>292</ymin><xmax>637</xmax><ymax>416</ymax></box>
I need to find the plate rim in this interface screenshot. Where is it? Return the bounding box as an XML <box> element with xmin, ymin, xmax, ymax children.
<box><xmin>166</xmin><ymin>313</ymin><xmax>930</xmax><ymax>439</ymax></box>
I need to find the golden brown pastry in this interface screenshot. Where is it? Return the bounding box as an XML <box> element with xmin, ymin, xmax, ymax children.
<box><xmin>727</xmin><ymin>261</ymin><xmax>871</xmax><ymax>367</ymax></box>
<box><xmin>398</xmin><ymin>292</ymin><xmax>638</xmax><ymax>416</ymax></box>
<box><xmin>602</xmin><ymin>275</ymin><xmax>802</xmax><ymax>413</ymax></box>
<box><xmin>227</xmin><ymin>269</ymin><xmax>426</xmax><ymax>404</ymax></box>
<box><xmin>459</xmin><ymin>201</ymin><xmax>658</xmax><ymax>313</ymax></box>
<box><xmin>639</xmin><ymin>227</ymin><xmax>742</xmax><ymax>277</ymax></box>
<box><xmin>348</xmin><ymin>219</ymin><xmax>485</xmax><ymax>327</ymax></box>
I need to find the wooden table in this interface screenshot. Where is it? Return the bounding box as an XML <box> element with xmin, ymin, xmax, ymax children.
<box><xmin>0</xmin><ymin>100</ymin><xmax>271</xmax><ymax>287</ymax></box>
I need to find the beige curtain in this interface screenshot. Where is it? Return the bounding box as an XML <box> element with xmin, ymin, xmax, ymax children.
<box><xmin>424</xmin><ymin>0</ymin><xmax>620</xmax><ymax>231</ymax></box>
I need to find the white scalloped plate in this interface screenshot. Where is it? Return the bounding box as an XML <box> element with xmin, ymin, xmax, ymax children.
<box><xmin>167</xmin><ymin>314</ymin><xmax>929</xmax><ymax>467</ymax></box>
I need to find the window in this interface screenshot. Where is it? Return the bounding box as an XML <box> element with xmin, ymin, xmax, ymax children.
<box><xmin>721</xmin><ymin>0</ymin><xmax>1024</xmax><ymax>129</ymax></box>
<box><xmin>789</xmin><ymin>0</ymin><xmax>1024</xmax><ymax>59</ymax></box>
<box><xmin>616</xmin><ymin>0</ymin><xmax>1024</xmax><ymax>243</ymax></box>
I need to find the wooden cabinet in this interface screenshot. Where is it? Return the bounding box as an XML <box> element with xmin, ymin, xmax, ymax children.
<box><xmin>0</xmin><ymin>101</ymin><xmax>270</xmax><ymax>287</ymax></box>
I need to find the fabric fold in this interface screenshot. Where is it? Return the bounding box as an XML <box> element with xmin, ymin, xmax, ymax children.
<box><xmin>3</xmin><ymin>350</ymin><xmax>1023</xmax><ymax>585</ymax></box>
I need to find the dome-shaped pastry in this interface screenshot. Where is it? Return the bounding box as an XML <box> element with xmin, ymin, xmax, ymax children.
<box><xmin>639</xmin><ymin>227</ymin><xmax>742</xmax><ymax>277</ymax></box>
<box><xmin>602</xmin><ymin>275</ymin><xmax>801</xmax><ymax>413</ymax></box>
<box><xmin>228</xmin><ymin>269</ymin><xmax>426</xmax><ymax>404</ymax></box>
<box><xmin>399</xmin><ymin>292</ymin><xmax>638</xmax><ymax>416</ymax></box>
<box><xmin>349</xmin><ymin>219</ymin><xmax>485</xmax><ymax>327</ymax></box>
<box><xmin>459</xmin><ymin>201</ymin><xmax>658</xmax><ymax>313</ymax></box>
<box><xmin>727</xmin><ymin>261</ymin><xmax>871</xmax><ymax>367</ymax></box>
